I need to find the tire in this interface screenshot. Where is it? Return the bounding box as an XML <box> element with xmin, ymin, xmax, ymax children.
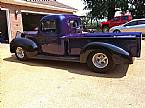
<box><xmin>15</xmin><ymin>46</ymin><xmax>27</xmax><ymax>61</ymax></box>
<box><xmin>102</xmin><ymin>26</ymin><xmax>109</xmax><ymax>32</ymax></box>
<box><xmin>113</xmin><ymin>30</ymin><xmax>121</xmax><ymax>33</ymax></box>
<box><xmin>87</xmin><ymin>49</ymin><xmax>115</xmax><ymax>73</ymax></box>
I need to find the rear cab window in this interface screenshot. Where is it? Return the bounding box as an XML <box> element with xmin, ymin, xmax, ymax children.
<box><xmin>68</xmin><ymin>20</ymin><xmax>79</xmax><ymax>28</ymax></box>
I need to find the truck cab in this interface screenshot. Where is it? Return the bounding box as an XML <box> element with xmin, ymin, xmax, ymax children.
<box><xmin>25</xmin><ymin>14</ymin><xmax>82</xmax><ymax>55</ymax></box>
<box><xmin>40</xmin><ymin>14</ymin><xmax>81</xmax><ymax>35</ymax></box>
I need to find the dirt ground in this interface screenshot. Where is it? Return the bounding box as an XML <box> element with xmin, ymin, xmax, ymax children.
<box><xmin>0</xmin><ymin>41</ymin><xmax>145</xmax><ymax>108</ymax></box>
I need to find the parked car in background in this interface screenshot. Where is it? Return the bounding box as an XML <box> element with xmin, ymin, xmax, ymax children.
<box><xmin>100</xmin><ymin>15</ymin><xmax>132</xmax><ymax>32</ymax></box>
<box><xmin>109</xmin><ymin>19</ymin><xmax>145</xmax><ymax>37</ymax></box>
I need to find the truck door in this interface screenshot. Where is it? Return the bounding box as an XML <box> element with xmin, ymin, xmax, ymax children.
<box><xmin>36</xmin><ymin>20</ymin><xmax>63</xmax><ymax>55</ymax></box>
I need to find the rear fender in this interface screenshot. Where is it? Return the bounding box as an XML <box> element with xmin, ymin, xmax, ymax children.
<box><xmin>10</xmin><ymin>38</ymin><xmax>38</xmax><ymax>53</ymax></box>
<box><xmin>80</xmin><ymin>42</ymin><xmax>131</xmax><ymax>64</ymax></box>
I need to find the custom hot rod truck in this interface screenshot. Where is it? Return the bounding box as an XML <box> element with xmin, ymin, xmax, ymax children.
<box><xmin>10</xmin><ymin>14</ymin><xmax>142</xmax><ymax>73</ymax></box>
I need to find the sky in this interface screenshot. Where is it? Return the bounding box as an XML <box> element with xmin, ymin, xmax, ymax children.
<box><xmin>57</xmin><ymin>0</ymin><xmax>89</xmax><ymax>16</ymax></box>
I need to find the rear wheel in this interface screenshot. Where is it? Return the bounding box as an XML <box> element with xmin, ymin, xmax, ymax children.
<box><xmin>102</xmin><ymin>26</ymin><xmax>109</xmax><ymax>32</ymax></box>
<box><xmin>15</xmin><ymin>46</ymin><xmax>27</xmax><ymax>61</ymax></box>
<box><xmin>87</xmin><ymin>49</ymin><xmax>115</xmax><ymax>73</ymax></box>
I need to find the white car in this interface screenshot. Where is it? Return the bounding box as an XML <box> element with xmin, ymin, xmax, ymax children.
<box><xmin>109</xmin><ymin>19</ymin><xmax>145</xmax><ymax>34</ymax></box>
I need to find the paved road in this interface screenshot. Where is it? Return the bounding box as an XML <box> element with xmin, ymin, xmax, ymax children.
<box><xmin>0</xmin><ymin>41</ymin><xmax>145</xmax><ymax>108</ymax></box>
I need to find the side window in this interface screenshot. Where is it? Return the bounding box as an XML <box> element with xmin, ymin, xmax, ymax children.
<box><xmin>41</xmin><ymin>20</ymin><xmax>57</xmax><ymax>33</ymax></box>
<box><xmin>121</xmin><ymin>16</ymin><xmax>129</xmax><ymax>20</ymax></box>
<box><xmin>68</xmin><ymin>20</ymin><xmax>79</xmax><ymax>28</ymax></box>
<box><xmin>138</xmin><ymin>20</ymin><xmax>145</xmax><ymax>25</ymax></box>
<box><xmin>124</xmin><ymin>21</ymin><xmax>138</xmax><ymax>26</ymax></box>
<box><xmin>112</xmin><ymin>17</ymin><xmax>120</xmax><ymax>21</ymax></box>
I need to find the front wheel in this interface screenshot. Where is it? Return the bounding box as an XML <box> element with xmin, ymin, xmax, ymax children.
<box><xmin>87</xmin><ymin>49</ymin><xmax>115</xmax><ymax>73</ymax></box>
<box><xmin>15</xmin><ymin>46</ymin><xmax>27</xmax><ymax>61</ymax></box>
<box><xmin>113</xmin><ymin>30</ymin><xmax>121</xmax><ymax>33</ymax></box>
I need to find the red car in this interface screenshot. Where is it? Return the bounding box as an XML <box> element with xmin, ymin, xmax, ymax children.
<box><xmin>100</xmin><ymin>15</ymin><xmax>132</xmax><ymax>32</ymax></box>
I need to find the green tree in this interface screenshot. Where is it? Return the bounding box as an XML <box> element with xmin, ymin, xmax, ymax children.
<box><xmin>128</xmin><ymin>0</ymin><xmax>145</xmax><ymax>18</ymax></box>
<box><xmin>84</xmin><ymin>0</ymin><xmax>128</xmax><ymax>20</ymax></box>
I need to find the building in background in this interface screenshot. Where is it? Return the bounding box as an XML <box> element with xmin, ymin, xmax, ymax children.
<box><xmin>0</xmin><ymin>0</ymin><xmax>77</xmax><ymax>42</ymax></box>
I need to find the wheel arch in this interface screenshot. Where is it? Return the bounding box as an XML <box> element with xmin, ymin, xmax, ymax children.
<box><xmin>10</xmin><ymin>38</ymin><xmax>38</xmax><ymax>53</ymax></box>
<box><xmin>113</xmin><ymin>29</ymin><xmax>121</xmax><ymax>33</ymax></box>
<box><xmin>80</xmin><ymin>42</ymin><xmax>130</xmax><ymax>64</ymax></box>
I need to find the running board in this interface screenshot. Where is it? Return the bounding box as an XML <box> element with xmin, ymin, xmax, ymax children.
<box><xmin>30</xmin><ymin>54</ymin><xmax>80</xmax><ymax>62</ymax></box>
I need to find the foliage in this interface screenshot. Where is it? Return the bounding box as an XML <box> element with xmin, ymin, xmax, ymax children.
<box><xmin>84</xmin><ymin>0</ymin><xmax>128</xmax><ymax>20</ymax></box>
<box><xmin>83</xmin><ymin>0</ymin><xmax>145</xmax><ymax>20</ymax></box>
<box><xmin>128</xmin><ymin>0</ymin><xmax>145</xmax><ymax>18</ymax></box>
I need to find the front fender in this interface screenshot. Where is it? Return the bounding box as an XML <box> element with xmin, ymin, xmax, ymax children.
<box><xmin>10</xmin><ymin>38</ymin><xmax>38</xmax><ymax>53</ymax></box>
<box><xmin>80</xmin><ymin>42</ymin><xmax>131</xmax><ymax>64</ymax></box>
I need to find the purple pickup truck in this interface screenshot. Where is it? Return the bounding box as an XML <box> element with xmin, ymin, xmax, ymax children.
<box><xmin>10</xmin><ymin>14</ymin><xmax>142</xmax><ymax>73</ymax></box>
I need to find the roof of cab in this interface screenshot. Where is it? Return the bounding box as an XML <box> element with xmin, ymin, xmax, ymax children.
<box><xmin>41</xmin><ymin>14</ymin><xmax>80</xmax><ymax>21</ymax></box>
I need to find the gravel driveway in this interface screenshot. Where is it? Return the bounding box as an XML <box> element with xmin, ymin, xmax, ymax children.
<box><xmin>0</xmin><ymin>41</ymin><xmax>145</xmax><ymax>108</ymax></box>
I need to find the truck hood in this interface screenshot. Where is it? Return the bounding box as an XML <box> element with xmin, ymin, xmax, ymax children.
<box><xmin>63</xmin><ymin>32</ymin><xmax>141</xmax><ymax>38</ymax></box>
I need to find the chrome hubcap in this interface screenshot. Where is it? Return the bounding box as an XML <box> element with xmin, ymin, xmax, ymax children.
<box><xmin>16</xmin><ymin>47</ymin><xmax>25</xmax><ymax>59</ymax></box>
<box><xmin>92</xmin><ymin>53</ymin><xmax>108</xmax><ymax>68</ymax></box>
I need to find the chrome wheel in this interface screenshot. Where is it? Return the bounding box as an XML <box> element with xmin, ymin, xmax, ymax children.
<box><xmin>92</xmin><ymin>53</ymin><xmax>108</xmax><ymax>68</ymax></box>
<box><xmin>113</xmin><ymin>30</ymin><xmax>120</xmax><ymax>33</ymax></box>
<box><xmin>16</xmin><ymin>47</ymin><xmax>25</xmax><ymax>59</ymax></box>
